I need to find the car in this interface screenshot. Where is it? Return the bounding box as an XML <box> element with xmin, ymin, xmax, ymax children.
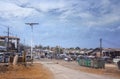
<box><xmin>0</xmin><ymin>53</ymin><xmax>4</xmax><ymax>63</ymax></box>
<box><xmin>70</xmin><ymin>55</ymin><xmax>77</xmax><ymax>60</ymax></box>
<box><xmin>113</xmin><ymin>56</ymin><xmax>120</xmax><ymax>64</ymax></box>
<box><xmin>0</xmin><ymin>46</ymin><xmax>7</xmax><ymax>52</ymax></box>
<box><xmin>26</xmin><ymin>56</ymin><xmax>31</xmax><ymax>61</ymax></box>
<box><xmin>34</xmin><ymin>56</ymin><xmax>40</xmax><ymax>59</ymax></box>
<box><xmin>113</xmin><ymin>56</ymin><xmax>120</xmax><ymax>69</ymax></box>
<box><xmin>64</xmin><ymin>56</ymin><xmax>72</xmax><ymax>61</ymax></box>
<box><xmin>102</xmin><ymin>56</ymin><xmax>112</xmax><ymax>63</ymax></box>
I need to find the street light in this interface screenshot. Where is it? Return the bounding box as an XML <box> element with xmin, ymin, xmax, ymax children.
<box><xmin>25</xmin><ymin>23</ymin><xmax>39</xmax><ymax>59</ymax></box>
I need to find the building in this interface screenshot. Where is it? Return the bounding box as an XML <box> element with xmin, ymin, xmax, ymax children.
<box><xmin>0</xmin><ymin>36</ymin><xmax>20</xmax><ymax>52</ymax></box>
<box><xmin>87</xmin><ymin>48</ymin><xmax>120</xmax><ymax>59</ymax></box>
<box><xmin>103</xmin><ymin>48</ymin><xmax>120</xmax><ymax>58</ymax></box>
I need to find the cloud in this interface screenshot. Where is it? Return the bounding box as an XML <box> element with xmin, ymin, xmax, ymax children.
<box><xmin>0</xmin><ymin>0</ymin><xmax>119</xmax><ymax>24</ymax></box>
<box><xmin>32</xmin><ymin>1</ymin><xmax>65</xmax><ymax>12</ymax></box>
<box><xmin>0</xmin><ymin>1</ymin><xmax>38</xmax><ymax>20</ymax></box>
<box><xmin>106</xmin><ymin>26</ymin><xmax>120</xmax><ymax>32</ymax></box>
<box><xmin>1</xmin><ymin>0</ymin><xmax>119</xmax><ymax>27</ymax></box>
<box><xmin>55</xmin><ymin>0</ymin><xmax>120</xmax><ymax>27</ymax></box>
<box><xmin>0</xmin><ymin>0</ymin><xmax>120</xmax><ymax>47</ymax></box>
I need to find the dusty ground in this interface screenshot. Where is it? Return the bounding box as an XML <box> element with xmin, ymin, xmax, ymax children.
<box><xmin>37</xmin><ymin>58</ymin><xmax>120</xmax><ymax>79</ymax></box>
<box><xmin>0</xmin><ymin>63</ymin><xmax>53</xmax><ymax>79</ymax></box>
<box><xmin>37</xmin><ymin>60</ymin><xmax>119</xmax><ymax>79</ymax></box>
<box><xmin>53</xmin><ymin>60</ymin><xmax>120</xmax><ymax>78</ymax></box>
<box><xmin>1</xmin><ymin>59</ymin><xmax>119</xmax><ymax>79</ymax></box>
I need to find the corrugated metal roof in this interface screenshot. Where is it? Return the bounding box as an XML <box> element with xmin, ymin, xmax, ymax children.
<box><xmin>0</xmin><ymin>36</ymin><xmax>20</xmax><ymax>40</ymax></box>
<box><xmin>103</xmin><ymin>48</ymin><xmax>120</xmax><ymax>52</ymax></box>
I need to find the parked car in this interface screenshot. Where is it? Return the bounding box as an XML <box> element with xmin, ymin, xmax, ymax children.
<box><xmin>102</xmin><ymin>56</ymin><xmax>112</xmax><ymax>63</ymax></box>
<box><xmin>34</xmin><ymin>56</ymin><xmax>40</xmax><ymax>59</ymax></box>
<box><xmin>70</xmin><ymin>55</ymin><xmax>77</xmax><ymax>60</ymax></box>
<box><xmin>113</xmin><ymin>56</ymin><xmax>120</xmax><ymax>64</ymax></box>
<box><xmin>0</xmin><ymin>53</ymin><xmax>3</xmax><ymax>62</ymax></box>
<box><xmin>64</xmin><ymin>56</ymin><xmax>72</xmax><ymax>61</ymax></box>
<box><xmin>26</xmin><ymin>56</ymin><xmax>31</xmax><ymax>61</ymax></box>
<box><xmin>113</xmin><ymin>56</ymin><xmax>120</xmax><ymax>69</ymax></box>
<box><xmin>0</xmin><ymin>46</ymin><xmax>7</xmax><ymax>52</ymax></box>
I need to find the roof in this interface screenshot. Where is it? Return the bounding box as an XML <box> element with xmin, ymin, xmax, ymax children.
<box><xmin>103</xmin><ymin>48</ymin><xmax>120</xmax><ymax>52</ymax></box>
<box><xmin>0</xmin><ymin>36</ymin><xmax>20</xmax><ymax>40</ymax></box>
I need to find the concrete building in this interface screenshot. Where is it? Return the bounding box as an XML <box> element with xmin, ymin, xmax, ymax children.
<box><xmin>0</xmin><ymin>36</ymin><xmax>20</xmax><ymax>52</ymax></box>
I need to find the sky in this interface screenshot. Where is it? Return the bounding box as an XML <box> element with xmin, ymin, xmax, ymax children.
<box><xmin>0</xmin><ymin>0</ymin><xmax>120</xmax><ymax>48</ymax></box>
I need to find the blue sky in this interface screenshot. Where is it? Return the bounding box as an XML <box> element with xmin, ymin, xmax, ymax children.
<box><xmin>0</xmin><ymin>0</ymin><xmax>120</xmax><ymax>48</ymax></box>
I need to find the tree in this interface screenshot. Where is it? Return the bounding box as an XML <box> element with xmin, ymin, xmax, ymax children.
<box><xmin>54</xmin><ymin>46</ymin><xmax>63</xmax><ymax>54</ymax></box>
<box><xmin>46</xmin><ymin>46</ymin><xmax>50</xmax><ymax>50</ymax></box>
<box><xmin>35</xmin><ymin>45</ymin><xmax>43</xmax><ymax>49</ymax></box>
<box><xmin>75</xmin><ymin>47</ymin><xmax>80</xmax><ymax>50</ymax></box>
<box><xmin>69</xmin><ymin>47</ymin><xmax>74</xmax><ymax>50</ymax></box>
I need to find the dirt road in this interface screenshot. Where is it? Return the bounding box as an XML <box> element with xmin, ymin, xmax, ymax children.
<box><xmin>35</xmin><ymin>61</ymin><xmax>118</xmax><ymax>79</ymax></box>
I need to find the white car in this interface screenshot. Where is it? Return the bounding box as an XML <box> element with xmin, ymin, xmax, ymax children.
<box><xmin>113</xmin><ymin>56</ymin><xmax>120</xmax><ymax>64</ymax></box>
<box><xmin>64</xmin><ymin>57</ymin><xmax>72</xmax><ymax>61</ymax></box>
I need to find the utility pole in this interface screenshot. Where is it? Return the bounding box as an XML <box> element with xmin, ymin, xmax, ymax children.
<box><xmin>23</xmin><ymin>38</ymin><xmax>26</xmax><ymax>50</ymax></box>
<box><xmin>59</xmin><ymin>46</ymin><xmax>60</xmax><ymax>55</ymax></box>
<box><xmin>100</xmin><ymin>38</ymin><xmax>102</xmax><ymax>57</ymax></box>
<box><xmin>0</xmin><ymin>24</ymin><xmax>10</xmax><ymax>52</ymax></box>
<box><xmin>7</xmin><ymin>27</ymin><xmax>10</xmax><ymax>52</ymax></box>
<box><xmin>25</xmin><ymin>23</ymin><xmax>39</xmax><ymax>59</ymax></box>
